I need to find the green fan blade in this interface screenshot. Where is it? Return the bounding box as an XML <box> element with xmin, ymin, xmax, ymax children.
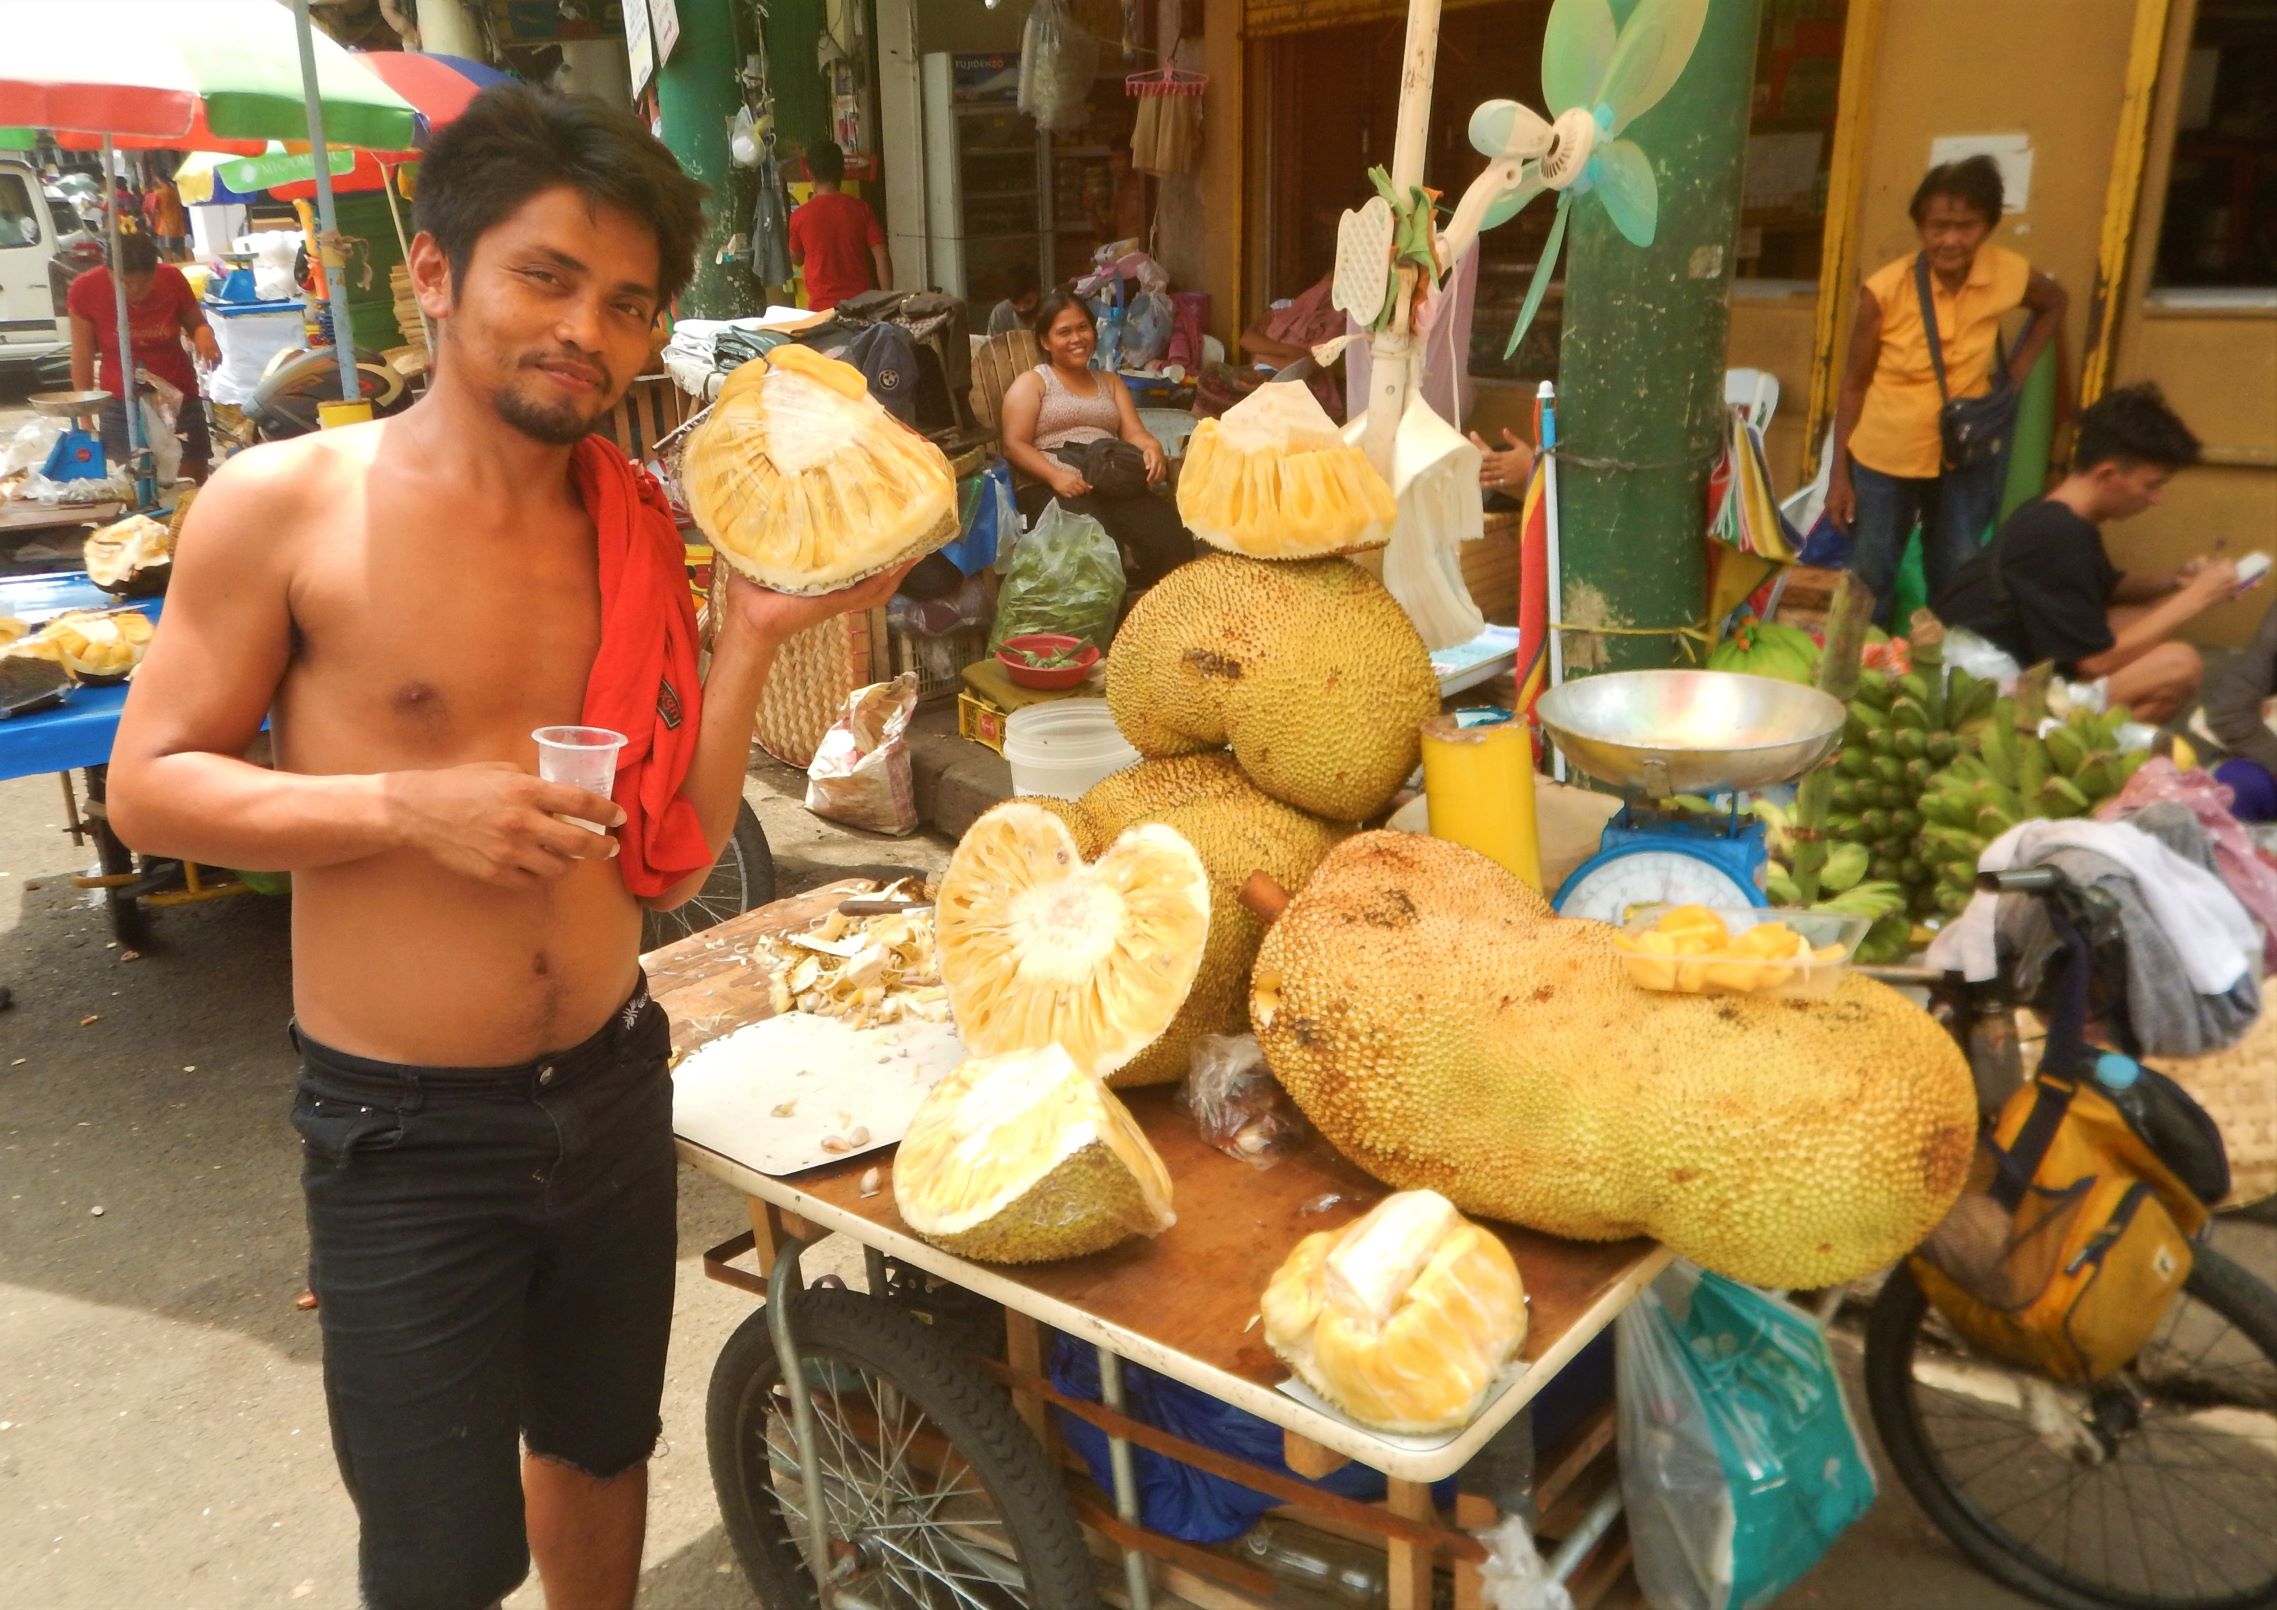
<box><xmin>1505</xmin><ymin>192</ymin><xmax>1573</xmax><ymax>358</ymax></box>
<box><xmin>1469</xmin><ymin>98</ymin><xmax>1521</xmax><ymax>157</ymax></box>
<box><xmin>1599</xmin><ymin>0</ymin><xmax>1709</xmax><ymax>133</ymax></box>
<box><xmin>1541</xmin><ymin>0</ymin><xmax>1616</xmax><ymax>115</ymax></box>
<box><xmin>1480</xmin><ymin>170</ymin><xmax>1549</xmax><ymax>232</ymax></box>
<box><xmin>1594</xmin><ymin>139</ymin><xmax>1659</xmax><ymax>246</ymax></box>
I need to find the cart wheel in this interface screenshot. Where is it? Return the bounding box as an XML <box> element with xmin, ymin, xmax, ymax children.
<box><xmin>707</xmin><ymin>1287</ymin><xmax>1102</xmax><ymax>1609</ymax></box>
<box><xmin>1863</xmin><ymin>1249</ymin><xmax>2277</xmax><ymax>1610</ymax></box>
<box><xmin>642</xmin><ymin>800</ymin><xmax>774</xmax><ymax>955</ymax></box>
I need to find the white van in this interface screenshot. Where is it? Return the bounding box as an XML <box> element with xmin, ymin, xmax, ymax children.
<box><xmin>0</xmin><ymin>156</ymin><xmax>96</xmax><ymax>385</ymax></box>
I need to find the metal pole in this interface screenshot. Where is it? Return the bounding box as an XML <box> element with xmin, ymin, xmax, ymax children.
<box><xmin>1539</xmin><ymin>379</ymin><xmax>1567</xmax><ymax>783</ymax></box>
<box><xmin>1095</xmin><ymin>1346</ymin><xmax>1153</xmax><ymax>1610</ymax></box>
<box><xmin>100</xmin><ymin>137</ymin><xmax>152</xmax><ymax>510</ymax></box>
<box><xmin>766</xmin><ymin>1234</ymin><xmax>837</xmax><ymax>1606</ymax></box>
<box><xmin>291</xmin><ymin>0</ymin><xmax>362</xmax><ymax>410</ymax></box>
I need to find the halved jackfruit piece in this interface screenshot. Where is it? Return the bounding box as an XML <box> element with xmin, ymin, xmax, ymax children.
<box><xmin>681</xmin><ymin>346</ymin><xmax>959</xmax><ymax>596</ymax></box>
<box><xmin>14</xmin><ymin>609</ymin><xmax>155</xmax><ymax>683</ymax></box>
<box><xmin>83</xmin><ymin>513</ymin><xmax>173</xmax><ymax>596</ymax></box>
<box><xmin>936</xmin><ymin>802</ymin><xmax>1211</xmax><ymax>1077</ymax></box>
<box><xmin>1261</xmin><ymin>1190</ymin><xmax>1527</xmax><ymax>1434</ymax></box>
<box><xmin>893</xmin><ymin>1044</ymin><xmax>1175</xmax><ymax>1263</ymax></box>
<box><xmin>1178</xmin><ymin>382</ymin><xmax>1396</xmax><ymax>559</ymax></box>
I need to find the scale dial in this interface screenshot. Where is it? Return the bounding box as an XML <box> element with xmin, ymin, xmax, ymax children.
<box><xmin>1553</xmin><ymin>846</ymin><xmax>1759</xmax><ymax>924</ymax></box>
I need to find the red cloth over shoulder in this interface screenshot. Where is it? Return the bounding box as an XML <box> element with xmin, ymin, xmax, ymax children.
<box><xmin>572</xmin><ymin>437</ymin><xmax>710</xmax><ymax>899</ymax></box>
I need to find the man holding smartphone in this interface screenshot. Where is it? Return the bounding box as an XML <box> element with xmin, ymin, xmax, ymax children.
<box><xmin>1935</xmin><ymin>383</ymin><xmax>2245</xmax><ymax>722</ymax></box>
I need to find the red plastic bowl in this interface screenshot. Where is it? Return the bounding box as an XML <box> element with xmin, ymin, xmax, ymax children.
<box><xmin>996</xmin><ymin>633</ymin><xmax>1101</xmax><ymax>691</ymax></box>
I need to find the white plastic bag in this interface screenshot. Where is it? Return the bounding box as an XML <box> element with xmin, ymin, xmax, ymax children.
<box><xmin>0</xmin><ymin>416</ymin><xmax>64</xmax><ymax>478</ymax></box>
<box><xmin>1476</xmin><ymin>1515</ymin><xmax>1576</xmax><ymax>1610</ymax></box>
<box><xmin>1180</xmin><ymin>1033</ymin><xmax>1307</xmax><ymax>1167</ymax></box>
<box><xmin>805</xmin><ymin>673</ymin><xmax>921</xmax><ymax>835</ymax></box>
<box><xmin>1017</xmin><ymin>0</ymin><xmax>1098</xmax><ymax>133</ymax></box>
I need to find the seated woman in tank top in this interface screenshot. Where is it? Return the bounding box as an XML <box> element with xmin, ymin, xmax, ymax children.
<box><xmin>997</xmin><ymin>289</ymin><xmax>1194</xmax><ymax>592</ymax></box>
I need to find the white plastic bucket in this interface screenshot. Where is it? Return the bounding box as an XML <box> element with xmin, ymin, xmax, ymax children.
<box><xmin>1003</xmin><ymin>699</ymin><xmax>1138</xmax><ymax>799</ymax></box>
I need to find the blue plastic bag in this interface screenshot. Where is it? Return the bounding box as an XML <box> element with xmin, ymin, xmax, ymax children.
<box><xmin>1616</xmin><ymin>1264</ymin><xmax>1876</xmax><ymax>1610</ymax></box>
<box><xmin>939</xmin><ymin>457</ymin><xmax>1014</xmax><ymax>577</ymax></box>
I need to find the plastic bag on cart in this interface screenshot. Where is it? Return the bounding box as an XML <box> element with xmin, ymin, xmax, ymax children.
<box><xmin>1615</xmin><ymin>1263</ymin><xmax>1876</xmax><ymax>1610</ymax></box>
<box><xmin>1123</xmin><ymin>288</ymin><xmax>1175</xmax><ymax>370</ymax></box>
<box><xmin>1477</xmin><ymin>1514</ymin><xmax>1575</xmax><ymax>1610</ymax></box>
<box><xmin>804</xmin><ymin>673</ymin><xmax>920</xmax><ymax>835</ymax></box>
<box><xmin>1181</xmin><ymin>1033</ymin><xmax>1307</xmax><ymax>1167</ymax></box>
<box><xmin>988</xmin><ymin>500</ymin><xmax>1125</xmax><ymax>656</ymax></box>
<box><xmin>1047</xmin><ymin>1336</ymin><xmax>1452</xmax><ymax>1544</ymax></box>
<box><xmin>0</xmin><ymin>415</ymin><xmax>63</xmax><ymax>478</ymax></box>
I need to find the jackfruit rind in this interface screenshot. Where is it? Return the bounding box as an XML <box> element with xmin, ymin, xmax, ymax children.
<box><xmin>682</xmin><ymin>347</ymin><xmax>959</xmax><ymax>596</ymax></box>
<box><xmin>1261</xmin><ymin>1190</ymin><xmax>1527</xmax><ymax>1435</ymax></box>
<box><xmin>937</xmin><ymin>802</ymin><xmax>1211</xmax><ymax>1076</ymax></box>
<box><xmin>1250</xmin><ymin>833</ymin><xmax>1978</xmax><ymax>1290</ymax></box>
<box><xmin>1077</xmin><ymin>761</ymin><xmax>1350</xmax><ymax>1088</ymax></box>
<box><xmin>893</xmin><ymin>1045</ymin><xmax>1175</xmax><ymax>1263</ymax></box>
<box><xmin>1178</xmin><ymin>383</ymin><xmax>1396</xmax><ymax>559</ymax></box>
<box><xmin>1105</xmin><ymin>555</ymin><xmax>1440</xmax><ymax>822</ymax></box>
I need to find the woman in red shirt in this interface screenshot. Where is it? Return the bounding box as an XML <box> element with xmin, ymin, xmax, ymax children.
<box><xmin>68</xmin><ymin>232</ymin><xmax>220</xmax><ymax>482</ymax></box>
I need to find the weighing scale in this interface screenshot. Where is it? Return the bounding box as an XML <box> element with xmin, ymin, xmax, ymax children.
<box><xmin>1535</xmin><ymin>670</ymin><xmax>1844</xmax><ymax>921</ymax></box>
<box><xmin>28</xmin><ymin>390</ymin><xmax>114</xmax><ymax>483</ymax></box>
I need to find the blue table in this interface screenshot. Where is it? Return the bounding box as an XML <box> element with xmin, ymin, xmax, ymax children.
<box><xmin>0</xmin><ymin>576</ymin><xmax>158</xmax><ymax>784</ymax></box>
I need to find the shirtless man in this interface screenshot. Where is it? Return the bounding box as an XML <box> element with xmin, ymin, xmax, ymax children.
<box><xmin>108</xmin><ymin>86</ymin><xmax>901</xmax><ymax>1610</ymax></box>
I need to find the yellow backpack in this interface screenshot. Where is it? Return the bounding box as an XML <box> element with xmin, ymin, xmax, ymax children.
<box><xmin>1910</xmin><ymin>1070</ymin><xmax>2212</xmax><ymax>1383</ymax></box>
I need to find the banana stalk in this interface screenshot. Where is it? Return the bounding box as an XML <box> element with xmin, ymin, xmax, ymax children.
<box><xmin>1792</xmin><ymin>576</ymin><xmax>1873</xmax><ymax>906</ymax></box>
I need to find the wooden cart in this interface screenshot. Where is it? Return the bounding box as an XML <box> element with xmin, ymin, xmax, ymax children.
<box><xmin>655</xmin><ymin>883</ymin><xmax>1669</xmax><ymax>1609</ymax></box>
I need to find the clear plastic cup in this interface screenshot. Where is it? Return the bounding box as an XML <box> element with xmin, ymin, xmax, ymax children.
<box><xmin>532</xmin><ymin>725</ymin><xmax>626</xmax><ymax>832</ymax></box>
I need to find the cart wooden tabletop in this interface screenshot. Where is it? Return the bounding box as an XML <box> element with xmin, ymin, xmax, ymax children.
<box><xmin>653</xmin><ymin>880</ymin><xmax>1671</xmax><ymax>1483</ymax></box>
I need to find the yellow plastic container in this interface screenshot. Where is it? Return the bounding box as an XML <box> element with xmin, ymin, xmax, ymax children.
<box><xmin>317</xmin><ymin>399</ymin><xmax>374</xmax><ymax>430</ymax></box>
<box><xmin>1419</xmin><ymin>711</ymin><xmax>1543</xmax><ymax>891</ymax></box>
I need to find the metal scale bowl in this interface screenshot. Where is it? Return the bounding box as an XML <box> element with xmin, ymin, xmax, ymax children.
<box><xmin>1536</xmin><ymin>670</ymin><xmax>1843</xmax><ymax>920</ymax></box>
<box><xmin>27</xmin><ymin>389</ymin><xmax>115</xmax><ymax>484</ymax></box>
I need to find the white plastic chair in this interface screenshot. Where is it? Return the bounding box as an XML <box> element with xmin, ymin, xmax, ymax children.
<box><xmin>1723</xmin><ymin>367</ymin><xmax>1781</xmax><ymax>433</ymax></box>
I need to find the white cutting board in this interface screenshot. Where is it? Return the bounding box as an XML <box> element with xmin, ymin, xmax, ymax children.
<box><xmin>672</xmin><ymin>1011</ymin><xmax>966</xmax><ymax>1176</ymax></box>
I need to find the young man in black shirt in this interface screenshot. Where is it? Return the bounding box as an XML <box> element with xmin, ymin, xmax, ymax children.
<box><xmin>1934</xmin><ymin>383</ymin><xmax>2239</xmax><ymax>722</ymax></box>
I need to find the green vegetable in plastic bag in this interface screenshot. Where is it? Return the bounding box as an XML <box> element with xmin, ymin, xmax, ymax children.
<box><xmin>989</xmin><ymin>500</ymin><xmax>1126</xmax><ymax>656</ymax></box>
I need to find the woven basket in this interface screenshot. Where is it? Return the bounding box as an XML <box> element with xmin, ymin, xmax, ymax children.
<box><xmin>751</xmin><ymin>608</ymin><xmax>883</xmax><ymax>769</ymax></box>
<box><xmin>2159</xmin><ymin>1000</ymin><xmax>2277</xmax><ymax>1211</ymax></box>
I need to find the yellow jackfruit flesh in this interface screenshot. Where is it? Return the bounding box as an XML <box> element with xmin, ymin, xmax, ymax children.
<box><xmin>1073</xmin><ymin>757</ymin><xmax>1349</xmax><ymax>1087</ymax></box>
<box><xmin>9</xmin><ymin>609</ymin><xmax>155</xmax><ymax>683</ymax></box>
<box><xmin>1178</xmin><ymin>382</ymin><xmax>1396</xmax><ymax>560</ymax></box>
<box><xmin>893</xmin><ymin>1044</ymin><xmax>1175</xmax><ymax>1262</ymax></box>
<box><xmin>1250</xmin><ymin>833</ymin><xmax>1978</xmax><ymax>1289</ymax></box>
<box><xmin>83</xmin><ymin>513</ymin><xmax>173</xmax><ymax>592</ymax></box>
<box><xmin>1262</xmin><ymin>1190</ymin><xmax>1526</xmax><ymax>1434</ymax></box>
<box><xmin>1106</xmin><ymin>555</ymin><xmax>1441</xmax><ymax>822</ymax></box>
<box><xmin>936</xmin><ymin>802</ymin><xmax>1212</xmax><ymax>1077</ymax></box>
<box><xmin>681</xmin><ymin>346</ymin><xmax>958</xmax><ymax>596</ymax></box>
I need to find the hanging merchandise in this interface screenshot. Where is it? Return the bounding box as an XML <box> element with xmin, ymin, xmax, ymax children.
<box><xmin>1126</xmin><ymin>34</ymin><xmax>1206</xmax><ymax>175</ymax></box>
<box><xmin>1018</xmin><ymin>0</ymin><xmax>1098</xmax><ymax>134</ymax></box>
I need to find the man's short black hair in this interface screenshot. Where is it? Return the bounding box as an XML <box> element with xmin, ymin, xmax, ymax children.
<box><xmin>2072</xmin><ymin>383</ymin><xmax>2202</xmax><ymax>474</ymax></box>
<box><xmin>413</xmin><ymin>82</ymin><xmax>707</xmax><ymax>308</ymax></box>
<box><xmin>805</xmin><ymin>140</ymin><xmax>847</xmax><ymax>185</ymax></box>
<box><xmin>1909</xmin><ymin>154</ymin><xmax>2004</xmax><ymax>227</ymax></box>
<box><xmin>116</xmin><ymin>232</ymin><xmax>158</xmax><ymax>275</ymax></box>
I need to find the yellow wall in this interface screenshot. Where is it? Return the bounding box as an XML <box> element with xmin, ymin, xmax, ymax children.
<box><xmin>2100</xmin><ymin>0</ymin><xmax>2277</xmax><ymax>646</ymax></box>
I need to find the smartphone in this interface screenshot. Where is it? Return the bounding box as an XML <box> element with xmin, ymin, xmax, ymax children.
<box><xmin>2237</xmin><ymin>551</ymin><xmax>2272</xmax><ymax>590</ymax></box>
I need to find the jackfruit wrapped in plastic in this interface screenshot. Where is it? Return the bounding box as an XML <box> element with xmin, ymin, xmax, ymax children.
<box><xmin>936</xmin><ymin>801</ymin><xmax>1212</xmax><ymax>1078</ymax></box>
<box><xmin>680</xmin><ymin>345</ymin><xmax>959</xmax><ymax>596</ymax></box>
<box><xmin>1177</xmin><ymin>381</ymin><xmax>1396</xmax><ymax>559</ymax></box>
<box><xmin>83</xmin><ymin>513</ymin><xmax>174</xmax><ymax>594</ymax></box>
<box><xmin>893</xmin><ymin>1043</ymin><xmax>1176</xmax><ymax>1263</ymax></box>
<box><xmin>1261</xmin><ymin>1190</ymin><xmax>1526</xmax><ymax>1434</ymax></box>
<box><xmin>9</xmin><ymin>608</ymin><xmax>155</xmax><ymax>683</ymax></box>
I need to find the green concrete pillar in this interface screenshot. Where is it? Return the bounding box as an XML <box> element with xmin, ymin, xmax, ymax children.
<box><xmin>1555</xmin><ymin>0</ymin><xmax>1762</xmax><ymax>674</ymax></box>
<box><xmin>759</xmin><ymin>0</ymin><xmax>831</xmax><ymax>160</ymax></box>
<box><xmin>655</xmin><ymin>0</ymin><xmax>757</xmax><ymax>318</ymax></box>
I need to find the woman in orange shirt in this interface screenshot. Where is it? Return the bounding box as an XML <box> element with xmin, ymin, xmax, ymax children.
<box><xmin>1827</xmin><ymin>156</ymin><xmax>2066</xmax><ymax>624</ymax></box>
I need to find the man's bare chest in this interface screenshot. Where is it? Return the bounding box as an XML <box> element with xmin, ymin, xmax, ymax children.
<box><xmin>283</xmin><ymin>517</ymin><xmax>602</xmax><ymax>761</ymax></box>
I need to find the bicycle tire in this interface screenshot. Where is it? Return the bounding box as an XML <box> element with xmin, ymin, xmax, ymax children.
<box><xmin>1864</xmin><ymin>1247</ymin><xmax>2277</xmax><ymax>1610</ymax></box>
<box><xmin>642</xmin><ymin>800</ymin><xmax>774</xmax><ymax>955</ymax></box>
<box><xmin>706</xmin><ymin>1286</ymin><xmax>1103</xmax><ymax>1610</ymax></box>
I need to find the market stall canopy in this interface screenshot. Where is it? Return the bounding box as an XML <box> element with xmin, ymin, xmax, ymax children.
<box><xmin>0</xmin><ymin>0</ymin><xmax>419</xmax><ymax>152</ymax></box>
<box><xmin>211</xmin><ymin>52</ymin><xmax>507</xmax><ymax>199</ymax></box>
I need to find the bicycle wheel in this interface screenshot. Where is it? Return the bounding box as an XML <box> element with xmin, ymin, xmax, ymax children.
<box><xmin>1864</xmin><ymin>1246</ymin><xmax>2277</xmax><ymax>1610</ymax></box>
<box><xmin>642</xmin><ymin>800</ymin><xmax>774</xmax><ymax>954</ymax></box>
<box><xmin>706</xmin><ymin>1287</ymin><xmax>1102</xmax><ymax>1610</ymax></box>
